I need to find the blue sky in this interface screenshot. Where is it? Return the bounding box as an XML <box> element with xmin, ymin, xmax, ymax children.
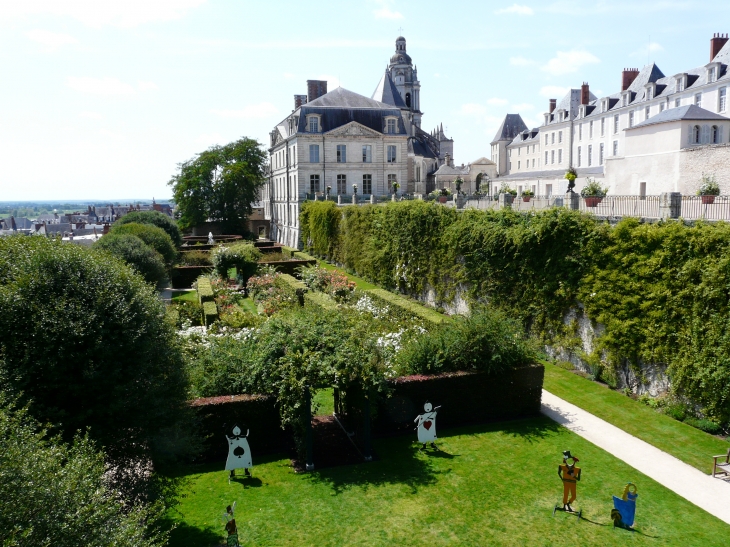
<box><xmin>1</xmin><ymin>0</ymin><xmax>727</xmax><ymax>200</ymax></box>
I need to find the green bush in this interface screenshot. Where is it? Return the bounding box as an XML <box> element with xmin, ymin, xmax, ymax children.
<box><xmin>170</xmin><ymin>300</ymin><xmax>204</xmax><ymax>327</ymax></box>
<box><xmin>111</xmin><ymin>222</ymin><xmax>178</xmax><ymax>266</ymax></box>
<box><xmin>217</xmin><ymin>306</ymin><xmax>264</xmax><ymax>330</ymax></box>
<box><xmin>367</xmin><ymin>288</ymin><xmax>446</xmax><ymax>324</ymax></box>
<box><xmin>683</xmin><ymin>417</ymin><xmax>723</xmax><ymax>435</ymax></box>
<box><xmin>179</xmin><ymin>250</ymin><xmax>211</xmax><ymax>266</ymax></box>
<box><xmin>116</xmin><ymin>210</ymin><xmax>183</xmax><ymax>247</ymax></box>
<box><xmin>94</xmin><ymin>233</ymin><xmax>168</xmax><ymax>288</ymax></box>
<box><xmin>304</xmin><ymin>290</ymin><xmax>339</xmax><ymax>310</ymax></box>
<box><xmin>202</xmin><ymin>301</ymin><xmax>218</xmax><ymax>326</ymax></box>
<box><xmin>196</xmin><ymin>277</ymin><xmax>214</xmax><ymax>304</ymax></box>
<box><xmin>210</xmin><ymin>242</ymin><xmax>262</xmax><ymax>282</ymax></box>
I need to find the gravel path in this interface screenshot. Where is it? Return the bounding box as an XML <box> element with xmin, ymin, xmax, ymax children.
<box><xmin>541</xmin><ymin>389</ymin><xmax>730</xmax><ymax>525</ymax></box>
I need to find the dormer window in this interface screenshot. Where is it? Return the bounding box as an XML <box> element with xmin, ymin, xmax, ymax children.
<box><xmin>601</xmin><ymin>100</ymin><xmax>607</xmax><ymax>113</ymax></box>
<box><xmin>646</xmin><ymin>86</ymin><xmax>653</xmax><ymax>100</ymax></box>
<box><xmin>385</xmin><ymin>118</ymin><xmax>397</xmax><ymax>134</ymax></box>
<box><xmin>675</xmin><ymin>74</ymin><xmax>687</xmax><ymax>92</ymax></box>
<box><xmin>307</xmin><ymin>115</ymin><xmax>321</xmax><ymax>133</ymax></box>
<box><xmin>622</xmin><ymin>93</ymin><xmax>628</xmax><ymax>107</ymax></box>
<box><xmin>709</xmin><ymin>67</ymin><xmax>716</xmax><ymax>83</ymax></box>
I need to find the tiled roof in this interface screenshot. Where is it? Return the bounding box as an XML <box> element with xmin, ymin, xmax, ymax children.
<box><xmin>629</xmin><ymin>104</ymin><xmax>730</xmax><ymax>130</ymax></box>
<box><xmin>491</xmin><ymin>114</ymin><xmax>528</xmax><ymax>144</ymax></box>
<box><xmin>306</xmin><ymin>87</ymin><xmax>392</xmax><ymax>109</ymax></box>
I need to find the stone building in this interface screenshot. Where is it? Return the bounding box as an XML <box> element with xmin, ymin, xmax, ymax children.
<box><xmin>264</xmin><ymin>36</ymin><xmax>456</xmax><ymax>247</ymax></box>
<box><xmin>491</xmin><ymin>32</ymin><xmax>730</xmax><ymax>197</ymax></box>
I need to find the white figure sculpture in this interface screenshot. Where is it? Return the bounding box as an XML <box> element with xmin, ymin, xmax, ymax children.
<box><xmin>208</xmin><ymin>232</ymin><xmax>215</xmax><ymax>245</ymax></box>
<box><xmin>226</xmin><ymin>425</ymin><xmax>252</xmax><ymax>479</ymax></box>
<box><xmin>414</xmin><ymin>401</ymin><xmax>440</xmax><ymax>449</ymax></box>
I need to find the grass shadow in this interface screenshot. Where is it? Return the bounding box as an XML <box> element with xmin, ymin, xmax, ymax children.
<box><xmin>163</xmin><ymin>520</ymin><xmax>222</xmax><ymax>547</ymax></box>
<box><xmin>435</xmin><ymin>416</ymin><xmax>564</xmax><ymax>444</ymax></box>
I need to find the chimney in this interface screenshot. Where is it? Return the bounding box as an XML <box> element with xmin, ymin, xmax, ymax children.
<box><xmin>307</xmin><ymin>80</ymin><xmax>328</xmax><ymax>103</ymax></box>
<box><xmin>711</xmin><ymin>33</ymin><xmax>729</xmax><ymax>61</ymax></box>
<box><xmin>549</xmin><ymin>99</ymin><xmax>557</xmax><ymax>113</ymax></box>
<box><xmin>581</xmin><ymin>82</ymin><xmax>590</xmax><ymax>105</ymax></box>
<box><xmin>621</xmin><ymin>68</ymin><xmax>640</xmax><ymax>91</ymax></box>
<box><xmin>294</xmin><ymin>94</ymin><xmax>307</xmax><ymax>109</ymax></box>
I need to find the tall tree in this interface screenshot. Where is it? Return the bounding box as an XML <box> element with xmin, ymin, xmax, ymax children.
<box><xmin>169</xmin><ymin>137</ymin><xmax>267</xmax><ymax>234</ymax></box>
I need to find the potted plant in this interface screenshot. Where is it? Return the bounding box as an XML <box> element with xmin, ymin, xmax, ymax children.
<box><xmin>564</xmin><ymin>167</ymin><xmax>578</xmax><ymax>193</ymax></box>
<box><xmin>521</xmin><ymin>189</ymin><xmax>535</xmax><ymax>202</ymax></box>
<box><xmin>454</xmin><ymin>177</ymin><xmax>464</xmax><ymax>195</ymax></box>
<box><xmin>431</xmin><ymin>188</ymin><xmax>452</xmax><ymax>203</ymax></box>
<box><xmin>580</xmin><ymin>178</ymin><xmax>608</xmax><ymax>207</ymax></box>
<box><xmin>697</xmin><ymin>173</ymin><xmax>720</xmax><ymax>204</ymax></box>
<box><xmin>499</xmin><ymin>183</ymin><xmax>517</xmax><ymax>197</ymax></box>
<box><xmin>391</xmin><ymin>181</ymin><xmax>400</xmax><ymax>194</ymax></box>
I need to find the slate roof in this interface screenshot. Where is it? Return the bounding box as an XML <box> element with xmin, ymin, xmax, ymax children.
<box><xmin>306</xmin><ymin>87</ymin><xmax>392</xmax><ymax>109</ymax></box>
<box><xmin>498</xmin><ymin>167</ymin><xmax>604</xmax><ymax>180</ymax></box>
<box><xmin>371</xmin><ymin>72</ymin><xmax>407</xmax><ymax>108</ymax></box>
<box><xmin>433</xmin><ymin>164</ymin><xmax>469</xmax><ymax>176</ymax></box>
<box><xmin>629</xmin><ymin>104</ymin><xmax>730</xmax><ymax>130</ymax></box>
<box><xmin>713</xmin><ymin>39</ymin><xmax>730</xmax><ymax>65</ymax></box>
<box><xmin>491</xmin><ymin>114</ymin><xmax>528</xmax><ymax>144</ymax></box>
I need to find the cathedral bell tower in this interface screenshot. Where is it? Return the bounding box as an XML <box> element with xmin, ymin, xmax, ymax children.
<box><xmin>388</xmin><ymin>36</ymin><xmax>422</xmax><ymax>127</ymax></box>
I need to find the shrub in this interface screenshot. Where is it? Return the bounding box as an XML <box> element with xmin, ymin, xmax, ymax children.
<box><xmin>111</xmin><ymin>222</ymin><xmax>178</xmax><ymax>266</ymax></box>
<box><xmin>298</xmin><ymin>265</ymin><xmax>355</xmax><ymax>301</ymax></box>
<box><xmin>116</xmin><ymin>210</ymin><xmax>183</xmax><ymax>247</ymax></box>
<box><xmin>304</xmin><ymin>291</ymin><xmax>339</xmax><ymax>311</ymax></box>
<box><xmin>218</xmin><ymin>306</ymin><xmax>264</xmax><ymax>330</ymax></box>
<box><xmin>203</xmin><ymin>301</ymin><xmax>218</xmax><ymax>326</ymax></box>
<box><xmin>196</xmin><ymin>277</ymin><xmax>214</xmax><ymax>304</ymax></box>
<box><xmin>179</xmin><ymin>250</ymin><xmax>211</xmax><ymax>266</ymax></box>
<box><xmin>170</xmin><ymin>300</ymin><xmax>204</xmax><ymax>327</ymax></box>
<box><xmin>367</xmin><ymin>288</ymin><xmax>446</xmax><ymax>324</ymax></box>
<box><xmin>210</xmin><ymin>242</ymin><xmax>262</xmax><ymax>283</ymax></box>
<box><xmin>683</xmin><ymin>417</ymin><xmax>723</xmax><ymax>435</ymax></box>
<box><xmin>94</xmin><ymin>233</ymin><xmax>168</xmax><ymax>288</ymax></box>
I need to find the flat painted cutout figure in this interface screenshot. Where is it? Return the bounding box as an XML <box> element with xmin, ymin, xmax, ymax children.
<box><xmin>226</xmin><ymin>425</ymin><xmax>252</xmax><ymax>478</ymax></box>
<box><xmin>557</xmin><ymin>450</ymin><xmax>581</xmax><ymax>512</ymax></box>
<box><xmin>611</xmin><ymin>482</ymin><xmax>638</xmax><ymax>529</ymax></box>
<box><xmin>414</xmin><ymin>402</ymin><xmax>440</xmax><ymax>449</ymax></box>
<box><xmin>222</xmin><ymin>503</ymin><xmax>239</xmax><ymax>546</ymax></box>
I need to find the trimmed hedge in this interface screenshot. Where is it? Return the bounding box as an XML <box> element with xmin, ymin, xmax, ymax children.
<box><xmin>373</xmin><ymin>365</ymin><xmax>544</xmax><ymax>437</ymax></box>
<box><xmin>171</xmin><ymin>265</ymin><xmax>213</xmax><ymax>289</ymax></box>
<box><xmin>366</xmin><ymin>288</ymin><xmax>447</xmax><ymax>324</ymax></box>
<box><xmin>279</xmin><ymin>273</ymin><xmax>308</xmax><ymax>293</ymax></box>
<box><xmin>303</xmin><ymin>291</ymin><xmax>338</xmax><ymax>310</ymax></box>
<box><xmin>203</xmin><ymin>301</ymin><xmax>218</xmax><ymax>326</ymax></box>
<box><xmin>190</xmin><ymin>394</ymin><xmax>287</xmax><ymax>461</ymax></box>
<box><xmin>260</xmin><ymin>258</ymin><xmax>316</xmax><ymax>276</ymax></box>
<box><xmin>293</xmin><ymin>251</ymin><xmax>317</xmax><ymax>262</ymax></box>
<box><xmin>196</xmin><ymin>278</ymin><xmax>214</xmax><ymax>304</ymax></box>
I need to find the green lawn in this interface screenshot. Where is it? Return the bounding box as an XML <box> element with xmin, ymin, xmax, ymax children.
<box><xmin>312</xmin><ymin>387</ymin><xmax>335</xmax><ymax>416</ymax></box>
<box><xmin>543</xmin><ymin>364</ymin><xmax>729</xmax><ymax>474</ymax></box>
<box><xmin>172</xmin><ymin>290</ymin><xmax>198</xmax><ymax>303</ymax></box>
<box><xmin>237</xmin><ymin>296</ymin><xmax>258</xmax><ymax>315</ymax></box>
<box><xmin>165</xmin><ymin>417</ymin><xmax>729</xmax><ymax>547</ymax></box>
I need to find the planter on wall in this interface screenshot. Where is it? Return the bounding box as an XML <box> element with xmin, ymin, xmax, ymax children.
<box><xmin>701</xmin><ymin>195</ymin><xmax>716</xmax><ymax>205</ymax></box>
<box><xmin>438</xmin><ymin>196</ymin><xmax>447</xmax><ymax>203</ymax></box>
<box><xmin>522</xmin><ymin>196</ymin><xmax>532</xmax><ymax>202</ymax></box>
<box><xmin>584</xmin><ymin>197</ymin><xmax>603</xmax><ymax>207</ymax></box>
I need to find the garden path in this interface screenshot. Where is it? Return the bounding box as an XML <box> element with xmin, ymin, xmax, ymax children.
<box><xmin>541</xmin><ymin>390</ymin><xmax>730</xmax><ymax>525</ymax></box>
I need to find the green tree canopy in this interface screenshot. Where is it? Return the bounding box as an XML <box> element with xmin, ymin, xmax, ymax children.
<box><xmin>110</xmin><ymin>222</ymin><xmax>178</xmax><ymax>266</ymax></box>
<box><xmin>0</xmin><ymin>393</ymin><xmax>168</xmax><ymax>547</ymax></box>
<box><xmin>168</xmin><ymin>137</ymin><xmax>267</xmax><ymax>233</ymax></box>
<box><xmin>116</xmin><ymin>210</ymin><xmax>183</xmax><ymax>247</ymax></box>
<box><xmin>0</xmin><ymin>235</ymin><xmax>188</xmax><ymax>471</ymax></box>
<box><xmin>94</xmin><ymin>233</ymin><xmax>169</xmax><ymax>288</ymax></box>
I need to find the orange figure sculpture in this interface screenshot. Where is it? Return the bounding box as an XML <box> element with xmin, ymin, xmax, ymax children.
<box><xmin>558</xmin><ymin>450</ymin><xmax>581</xmax><ymax>512</ymax></box>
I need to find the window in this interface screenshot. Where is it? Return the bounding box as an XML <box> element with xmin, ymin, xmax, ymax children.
<box><xmin>640</xmin><ymin>182</ymin><xmax>647</xmax><ymax>198</ymax></box>
<box><xmin>509</xmin><ymin>162</ymin><xmax>512</xmax><ymax>170</ymax></box>
<box><xmin>677</xmin><ymin>78</ymin><xmax>684</xmax><ymax>92</ymax></box>
<box><xmin>599</xmin><ymin>143</ymin><xmax>604</xmax><ymax>165</ymax></box>
<box><xmin>518</xmin><ymin>147</ymin><xmax>521</xmax><ymax>156</ymax></box>
<box><xmin>695</xmin><ymin>93</ymin><xmax>702</xmax><ymax>107</ymax></box>
<box><xmin>589</xmin><ymin>121</ymin><xmax>594</xmax><ymax>138</ymax></box>
<box><xmin>387</xmin><ymin>145</ymin><xmax>397</xmax><ymax>163</ymax></box>
<box><xmin>532</xmin><ymin>159</ymin><xmax>535</xmax><ymax>168</ymax></box>
<box><xmin>614</xmin><ymin>114</ymin><xmax>619</xmax><ymax>134</ymax></box>
<box><xmin>709</xmin><ymin>67</ymin><xmax>716</xmax><ymax>83</ymax></box>
<box><xmin>702</xmin><ymin>124</ymin><xmax>711</xmax><ymax>143</ymax></box>
<box><xmin>613</xmin><ymin>140</ymin><xmax>618</xmax><ymax>156</ymax></box>
<box><xmin>647</xmin><ymin>87</ymin><xmax>653</xmax><ymax>100</ymax></box>
<box><xmin>551</xmin><ymin>132</ymin><xmax>555</xmax><ymax>144</ymax></box>
<box><xmin>362</xmin><ymin>174</ymin><xmax>372</xmax><ymax>194</ymax></box>
<box><xmin>660</xmin><ymin>102</ymin><xmax>665</xmax><ymax>112</ymax></box>
<box><xmin>601</xmin><ymin>117</ymin><xmax>605</xmax><ymax>136</ymax></box>
<box><xmin>577</xmin><ymin>146</ymin><xmax>582</xmax><ymax>167</ymax></box>
<box><xmin>546</xmin><ymin>184</ymin><xmax>553</xmax><ymax>196</ymax></box>
<box><xmin>712</xmin><ymin>125</ymin><xmax>723</xmax><ymax>144</ymax></box>
<box><xmin>336</xmin><ymin>145</ymin><xmax>346</xmax><ymax>163</ymax></box>
<box><xmin>578</xmin><ymin>124</ymin><xmax>583</xmax><ymax>140</ymax></box>
<box><xmin>309</xmin><ymin>116</ymin><xmax>320</xmax><ymax>132</ymax></box>
<box><xmin>629</xmin><ymin>111</ymin><xmax>634</xmax><ymax>128</ymax></box>
<box><xmin>309</xmin><ymin>144</ymin><xmax>320</xmax><ymax>163</ymax></box>
<box><xmin>675</xmin><ymin>98</ymin><xmax>681</xmax><ymax>108</ymax></box>
<box><xmin>362</xmin><ymin>145</ymin><xmax>372</xmax><ymax>163</ymax></box>
<box><xmin>550</xmin><ymin>150</ymin><xmax>555</xmax><ymax>164</ymax></box>
<box><xmin>645</xmin><ymin>106</ymin><xmax>650</xmax><ymax>120</ymax></box>
<box><xmin>720</xmin><ymin>87</ymin><xmax>727</xmax><ymax>112</ymax></box>
<box><xmin>558</xmin><ymin>131</ymin><xmax>563</xmax><ymax>143</ymax></box>
<box><xmin>588</xmin><ymin>145</ymin><xmax>593</xmax><ymax>166</ymax></box>
<box><xmin>622</xmin><ymin>94</ymin><xmax>628</xmax><ymax>107</ymax></box>
<box><xmin>518</xmin><ymin>161</ymin><xmax>521</xmax><ymax>169</ymax></box>
<box><xmin>558</xmin><ymin>149</ymin><xmax>562</xmax><ymax>163</ymax></box>
<box><xmin>692</xmin><ymin>125</ymin><xmax>701</xmax><ymax>144</ymax></box>
<box><xmin>545</xmin><ymin>151</ymin><xmax>548</xmax><ymax>164</ymax></box>
<box><xmin>545</xmin><ymin>134</ymin><xmax>548</xmax><ymax>145</ymax></box>
<box><xmin>387</xmin><ymin>173</ymin><xmax>398</xmax><ymax>190</ymax></box>
<box><xmin>337</xmin><ymin>174</ymin><xmax>347</xmax><ymax>194</ymax></box>
<box><xmin>386</xmin><ymin>119</ymin><xmax>396</xmax><ymax>134</ymax></box>
<box><xmin>309</xmin><ymin>174</ymin><xmax>320</xmax><ymax>193</ymax></box>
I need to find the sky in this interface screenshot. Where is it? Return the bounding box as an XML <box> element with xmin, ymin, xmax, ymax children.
<box><xmin>0</xmin><ymin>0</ymin><xmax>728</xmax><ymax>200</ymax></box>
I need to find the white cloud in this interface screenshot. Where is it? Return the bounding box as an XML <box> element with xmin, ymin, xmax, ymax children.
<box><xmin>510</xmin><ymin>56</ymin><xmax>535</xmax><ymax>66</ymax></box>
<box><xmin>541</xmin><ymin>50</ymin><xmax>599</xmax><ymax>76</ymax></box>
<box><xmin>26</xmin><ymin>29</ymin><xmax>77</xmax><ymax>51</ymax></box>
<box><xmin>486</xmin><ymin>98</ymin><xmax>509</xmax><ymax>106</ymax></box>
<box><xmin>210</xmin><ymin>103</ymin><xmax>279</xmax><ymax>119</ymax></box>
<box><xmin>195</xmin><ymin>133</ymin><xmax>226</xmax><ymax>146</ymax></box>
<box><xmin>630</xmin><ymin>42</ymin><xmax>664</xmax><ymax>58</ymax></box>
<box><xmin>434</xmin><ymin>73</ymin><xmax>442</xmax><ymax>79</ymax></box>
<box><xmin>496</xmin><ymin>4</ymin><xmax>534</xmax><ymax>15</ymax></box>
<box><xmin>79</xmin><ymin>111</ymin><xmax>104</xmax><ymax>120</ymax></box>
<box><xmin>137</xmin><ymin>81</ymin><xmax>158</xmax><ymax>91</ymax></box>
<box><xmin>66</xmin><ymin>77</ymin><xmax>136</xmax><ymax>96</ymax></box>
<box><xmin>511</xmin><ymin>103</ymin><xmax>534</xmax><ymax>111</ymax></box>
<box><xmin>0</xmin><ymin>0</ymin><xmax>207</xmax><ymax>28</ymax></box>
<box><xmin>540</xmin><ymin>85</ymin><xmax>569</xmax><ymax>98</ymax></box>
<box><xmin>373</xmin><ymin>0</ymin><xmax>403</xmax><ymax>19</ymax></box>
<box><xmin>460</xmin><ymin>103</ymin><xmax>487</xmax><ymax>115</ymax></box>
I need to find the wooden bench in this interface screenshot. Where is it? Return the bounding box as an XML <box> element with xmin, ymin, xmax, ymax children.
<box><xmin>712</xmin><ymin>447</ymin><xmax>730</xmax><ymax>478</ymax></box>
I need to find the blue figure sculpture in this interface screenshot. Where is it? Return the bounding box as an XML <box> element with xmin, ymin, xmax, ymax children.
<box><xmin>611</xmin><ymin>482</ymin><xmax>638</xmax><ymax>529</ymax></box>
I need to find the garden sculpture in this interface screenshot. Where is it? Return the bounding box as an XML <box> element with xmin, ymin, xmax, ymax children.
<box><xmin>226</xmin><ymin>425</ymin><xmax>252</xmax><ymax>481</ymax></box>
<box><xmin>611</xmin><ymin>482</ymin><xmax>638</xmax><ymax>530</ymax></box>
<box><xmin>208</xmin><ymin>232</ymin><xmax>215</xmax><ymax>245</ymax></box>
<box><xmin>222</xmin><ymin>503</ymin><xmax>239</xmax><ymax>546</ymax></box>
<box><xmin>554</xmin><ymin>450</ymin><xmax>582</xmax><ymax>517</ymax></box>
<box><xmin>414</xmin><ymin>401</ymin><xmax>440</xmax><ymax>449</ymax></box>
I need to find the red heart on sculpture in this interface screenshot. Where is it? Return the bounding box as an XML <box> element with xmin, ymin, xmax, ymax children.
<box><xmin>423</xmin><ymin>420</ymin><xmax>432</xmax><ymax>430</ymax></box>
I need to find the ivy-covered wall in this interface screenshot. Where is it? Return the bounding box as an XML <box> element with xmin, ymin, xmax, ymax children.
<box><xmin>300</xmin><ymin>200</ymin><xmax>730</xmax><ymax>423</ymax></box>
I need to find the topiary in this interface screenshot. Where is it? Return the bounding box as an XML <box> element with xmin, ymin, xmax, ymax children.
<box><xmin>94</xmin><ymin>233</ymin><xmax>168</xmax><ymax>288</ymax></box>
<box><xmin>110</xmin><ymin>222</ymin><xmax>178</xmax><ymax>266</ymax></box>
<box><xmin>210</xmin><ymin>242</ymin><xmax>262</xmax><ymax>283</ymax></box>
<box><xmin>115</xmin><ymin>210</ymin><xmax>183</xmax><ymax>247</ymax></box>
